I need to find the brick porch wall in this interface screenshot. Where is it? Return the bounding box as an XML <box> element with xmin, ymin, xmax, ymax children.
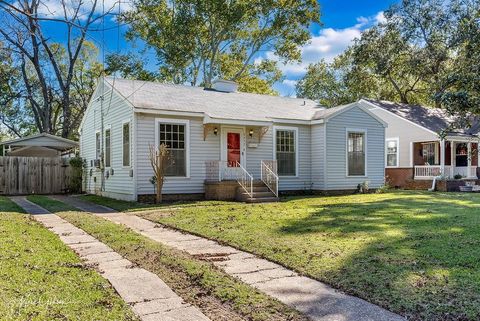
<box><xmin>385</xmin><ymin>168</ymin><xmax>414</xmax><ymax>188</ymax></box>
<box><xmin>204</xmin><ymin>181</ymin><xmax>239</xmax><ymax>201</ymax></box>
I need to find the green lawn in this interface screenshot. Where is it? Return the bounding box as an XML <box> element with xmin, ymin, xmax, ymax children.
<box><xmin>0</xmin><ymin>197</ymin><xmax>136</xmax><ymax>321</ymax></box>
<box><xmin>136</xmin><ymin>191</ymin><xmax>480</xmax><ymax>321</ymax></box>
<box><xmin>79</xmin><ymin>194</ymin><xmax>233</xmax><ymax>212</ymax></box>
<box><xmin>28</xmin><ymin>195</ymin><xmax>308</xmax><ymax>321</ymax></box>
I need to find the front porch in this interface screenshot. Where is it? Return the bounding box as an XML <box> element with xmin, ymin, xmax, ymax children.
<box><xmin>413</xmin><ymin>137</ymin><xmax>479</xmax><ymax>180</ymax></box>
<box><xmin>204</xmin><ymin>160</ymin><xmax>279</xmax><ymax>202</ymax></box>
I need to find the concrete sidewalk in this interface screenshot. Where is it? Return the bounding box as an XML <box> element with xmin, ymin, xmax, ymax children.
<box><xmin>54</xmin><ymin>195</ymin><xmax>405</xmax><ymax>321</ymax></box>
<box><xmin>10</xmin><ymin>196</ymin><xmax>210</xmax><ymax>321</ymax></box>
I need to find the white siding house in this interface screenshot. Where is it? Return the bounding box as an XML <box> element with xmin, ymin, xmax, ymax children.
<box><xmin>79</xmin><ymin>78</ymin><xmax>387</xmax><ymax>202</ymax></box>
<box><xmin>364</xmin><ymin>99</ymin><xmax>480</xmax><ymax>188</ymax></box>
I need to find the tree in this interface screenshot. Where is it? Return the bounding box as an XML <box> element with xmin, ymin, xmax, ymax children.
<box><xmin>296</xmin><ymin>61</ymin><xmax>352</xmax><ymax>107</ymax></box>
<box><xmin>296</xmin><ymin>49</ymin><xmax>393</xmax><ymax>107</ymax></box>
<box><xmin>105</xmin><ymin>53</ymin><xmax>158</xmax><ymax>81</ymax></box>
<box><xmin>0</xmin><ymin>42</ymin><xmax>30</xmax><ymax>137</ymax></box>
<box><xmin>438</xmin><ymin>1</ymin><xmax>480</xmax><ymax>116</ymax></box>
<box><xmin>121</xmin><ymin>0</ymin><xmax>319</xmax><ymax>92</ymax></box>
<box><xmin>0</xmin><ymin>0</ymin><xmax>114</xmax><ymax>138</ymax></box>
<box><xmin>351</xmin><ymin>24</ymin><xmax>427</xmax><ymax>104</ymax></box>
<box><xmin>148</xmin><ymin>143</ymin><xmax>171</xmax><ymax>203</ymax></box>
<box><xmin>297</xmin><ymin>0</ymin><xmax>473</xmax><ymax>109</ymax></box>
<box><xmin>385</xmin><ymin>0</ymin><xmax>458</xmax><ymax>107</ymax></box>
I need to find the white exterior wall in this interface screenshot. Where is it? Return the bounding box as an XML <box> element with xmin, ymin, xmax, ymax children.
<box><xmin>135</xmin><ymin>113</ymin><xmax>219</xmax><ymax>195</ymax></box>
<box><xmin>311</xmin><ymin>123</ymin><xmax>326</xmax><ymax>190</ymax></box>
<box><xmin>368</xmin><ymin>107</ymin><xmax>438</xmax><ymax>168</ymax></box>
<box><xmin>135</xmin><ymin>115</ymin><xmax>315</xmax><ymax>195</ymax></box>
<box><xmin>79</xmin><ymin>85</ymin><xmax>135</xmax><ymax>200</ymax></box>
<box><xmin>325</xmin><ymin>107</ymin><xmax>386</xmax><ymax>190</ymax></box>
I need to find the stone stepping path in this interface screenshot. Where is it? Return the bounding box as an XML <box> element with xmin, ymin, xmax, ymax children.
<box><xmin>10</xmin><ymin>196</ymin><xmax>210</xmax><ymax>321</ymax></box>
<box><xmin>54</xmin><ymin>195</ymin><xmax>405</xmax><ymax>321</ymax></box>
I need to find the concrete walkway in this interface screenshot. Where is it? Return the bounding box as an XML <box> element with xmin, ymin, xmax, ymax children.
<box><xmin>10</xmin><ymin>196</ymin><xmax>210</xmax><ymax>321</ymax></box>
<box><xmin>54</xmin><ymin>195</ymin><xmax>405</xmax><ymax>321</ymax></box>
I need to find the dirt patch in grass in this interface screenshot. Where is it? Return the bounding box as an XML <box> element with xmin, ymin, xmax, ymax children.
<box><xmin>30</xmin><ymin>196</ymin><xmax>308</xmax><ymax>321</ymax></box>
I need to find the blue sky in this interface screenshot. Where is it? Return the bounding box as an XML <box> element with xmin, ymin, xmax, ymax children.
<box><xmin>43</xmin><ymin>0</ymin><xmax>398</xmax><ymax>96</ymax></box>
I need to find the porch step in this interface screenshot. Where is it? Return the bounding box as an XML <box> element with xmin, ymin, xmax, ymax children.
<box><xmin>236</xmin><ymin>181</ymin><xmax>279</xmax><ymax>203</ymax></box>
<box><xmin>237</xmin><ymin>186</ymin><xmax>270</xmax><ymax>193</ymax></box>
<box><xmin>239</xmin><ymin>191</ymin><xmax>276</xmax><ymax>198</ymax></box>
<box><xmin>244</xmin><ymin>196</ymin><xmax>280</xmax><ymax>203</ymax></box>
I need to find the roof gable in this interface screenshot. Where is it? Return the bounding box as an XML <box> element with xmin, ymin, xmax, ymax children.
<box><xmin>1</xmin><ymin>133</ymin><xmax>78</xmax><ymax>150</ymax></box>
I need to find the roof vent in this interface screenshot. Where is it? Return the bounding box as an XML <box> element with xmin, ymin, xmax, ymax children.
<box><xmin>212</xmin><ymin>79</ymin><xmax>238</xmax><ymax>93</ymax></box>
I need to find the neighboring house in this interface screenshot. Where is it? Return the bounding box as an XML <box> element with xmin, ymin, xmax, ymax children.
<box><xmin>1</xmin><ymin>133</ymin><xmax>78</xmax><ymax>157</ymax></box>
<box><xmin>364</xmin><ymin>99</ymin><xmax>480</xmax><ymax>188</ymax></box>
<box><xmin>79</xmin><ymin>77</ymin><xmax>386</xmax><ymax>202</ymax></box>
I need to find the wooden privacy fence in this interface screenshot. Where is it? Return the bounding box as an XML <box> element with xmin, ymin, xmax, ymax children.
<box><xmin>0</xmin><ymin>156</ymin><xmax>72</xmax><ymax>195</ymax></box>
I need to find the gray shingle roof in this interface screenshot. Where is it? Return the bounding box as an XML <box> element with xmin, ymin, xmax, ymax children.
<box><xmin>106</xmin><ymin>77</ymin><xmax>325</xmax><ymax>122</ymax></box>
<box><xmin>364</xmin><ymin>99</ymin><xmax>480</xmax><ymax>136</ymax></box>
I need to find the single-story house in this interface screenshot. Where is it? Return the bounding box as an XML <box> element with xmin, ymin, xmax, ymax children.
<box><xmin>1</xmin><ymin>133</ymin><xmax>78</xmax><ymax>157</ymax></box>
<box><xmin>363</xmin><ymin>99</ymin><xmax>480</xmax><ymax>188</ymax></box>
<box><xmin>79</xmin><ymin>77</ymin><xmax>387</xmax><ymax>202</ymax></box>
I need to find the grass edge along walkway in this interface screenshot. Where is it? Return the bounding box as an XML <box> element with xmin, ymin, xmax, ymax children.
<box><xmin>28</xmin><ymin>195</ymin><xmax>310</xmax><ymax>321</ymax></box>
<box><xmin>11</xmin><ymin>196</ymin><xmax>210</xmax><ymax>321</ymax></box>
<box><xmin>0</xmin><ymin>196</ymin><xmax>137</xmax><ymax>321</ymax></box>
<box><xmin>50</xmin><ymin>194</ymin><xmax>404</xmax><ymax>321</ymax></box>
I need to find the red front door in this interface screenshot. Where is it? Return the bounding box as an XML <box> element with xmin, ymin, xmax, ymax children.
<box><xmin>227</xmin><ymin>132</ymin><xmax>241</xmax><ymax>167</ymax></box>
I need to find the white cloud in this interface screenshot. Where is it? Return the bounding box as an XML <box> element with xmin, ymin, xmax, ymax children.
<box><xmin>36</xmin><ymin>0</ymin><xmax>131</xmax><ymax>20</ymax></box>
<box><xmin>375</xmin><ymin>11</ymin><xmax>387</xmax><ymax>24</ymax></box>
<box><xmin>263</xmin><ymin>11</ymin><xmax>386</xmax><ymax>79</ymax></box>
<box><xmin>282</xmin><ymin>79</ymin><xmax>298</xmax><ymax>88</ymax></box>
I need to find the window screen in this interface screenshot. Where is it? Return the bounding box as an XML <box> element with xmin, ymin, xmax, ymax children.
<box><xmin>159</xmin><ymin>123</ymin><xmax>186</xmax><ymax>176</ymax></box>
<box><xmin>276</xmin><ymin>130</ymin><xmax>296</xmax><ymax>176</ymax></box>
<box><xmin>105</xmin><ymin>129</ymin><xmax>111</xmax><ymax>167</ymax></box>
<box><xmin>348</xmin><ymin>132</ymin><xmax>365</xmax><ymax>176</ymax></box>
<box><xmin>123</xmin><ymin>123</ymin><xmax>130</xmax><ymax>166</ymax></box>
<box><xmin>95</xmin><ymin>132</ymin><xmax>101</xmax><ymax>159</ymax></box>
<box><xmin>386</xmin><ymin>139</ymin><xmax>398</xmax><ymax>167</ymax></box>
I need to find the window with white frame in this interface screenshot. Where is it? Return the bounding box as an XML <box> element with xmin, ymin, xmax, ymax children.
<box><xmin>95</xmin><ymin>131</ymin><xmax>101</xmax><ymax>159</ymax></box>
<box><xmin>122</xmin><ymin>122</ymin><xmax>130</xmax><ymax>167</ymax></box>
<box><xmin>422</xmin><ymin>142</ymin><xmax>438</xmax><ymax>165</ymax></box>
<box><xmin>276</xmin><ymin>129</ymin><xmax>296</xmax><ymax>176</ymax></box>
<box><xmin>347</xmin><ymin>131</ymin><xmax>365</xmax><ymax>176</ymax></box>
<box><xmin>386</xmin><ymin>138</ymin><xmax>399</xmax><ymax>167</ymax></box>
<box><xmin>105</xmin><ymin>128</ymin><xmax>111</xmax><ymax>167</ymax></box>
<box><xmin>158</xmin><ymin>122</ymin><xmax>187</xmax><ymax>177</ymax></box>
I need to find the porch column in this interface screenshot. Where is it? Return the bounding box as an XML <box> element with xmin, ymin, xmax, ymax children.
<box><xmin>468</xmin><ymin>141</ymin><xmax>472</xmax><ymax>177</ymax></box>
<box><xmin>440</xmin><ymin>139</ymin><xmax>445</xmax><ymax>176</ymax></box>
<box><xmin>451</xmin><ymin>141</ymin><xmax>455</xmax><ymax>178</ymax></box>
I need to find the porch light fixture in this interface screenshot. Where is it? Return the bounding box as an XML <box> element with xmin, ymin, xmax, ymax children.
<box><xmin>213</xmin><ymin>127</ymin><xmax>218</xmax><ymax>135</ymax></box>
<box><xmin>249</xmin><ymin>129</ymin><xmax>254</xmax><ymax>137</ymax></box>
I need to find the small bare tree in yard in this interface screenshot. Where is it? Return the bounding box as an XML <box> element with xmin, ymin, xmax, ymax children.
<box><xmin>148</xmin><ymin>143</ymin><xmax>171</xmax><ymax>203</ymax></box>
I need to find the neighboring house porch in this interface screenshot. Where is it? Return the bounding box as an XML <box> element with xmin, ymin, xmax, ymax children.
<box><xmin>413</xmin><ymin>137</ymin><xmax>478</xmax><ymax>180</ymax></box>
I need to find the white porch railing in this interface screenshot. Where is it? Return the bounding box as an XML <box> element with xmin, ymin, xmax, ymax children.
<box><xmin>236</xmin><ymin>161</ymin><xmax>253</xmax><ymax>197</ymax></box>
<box><xmin>469</xmin><ymin>166</ymin><xmax>478</xmax><ymax>178</ymax></box>
<box><xmin>205</xmin><ymin>160</ymin><xmax>244</xmax><ymax>181</ymax></box>
<box><xmin>261</xmin><ymin>160</ymin><xmax>278</xmax><ymax>197</ymax></box>
<box><xmin>414</xmin><ymin>165</ymin><xmax>442</xmax><ymax>179</ymax></box>
<box><xmin>414</xmin><ymin>165</ymin><xmax>478</xmax><ymax>179</ymax></box>
<box><xmin>205</xmin><ymin>160</ymin><xmax>222</xmax><ymax>181</ymax></box>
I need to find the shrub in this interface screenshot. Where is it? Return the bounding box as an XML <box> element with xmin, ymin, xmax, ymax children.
<box><xmin>357</xmin><ymin>181</ymin><xmax>370</xmax><ymax>194</ymax></box>
<box><xmin>69</xmin><ymin>157</ymin><xmax>86</xmax><ymax>193</ymax></box>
